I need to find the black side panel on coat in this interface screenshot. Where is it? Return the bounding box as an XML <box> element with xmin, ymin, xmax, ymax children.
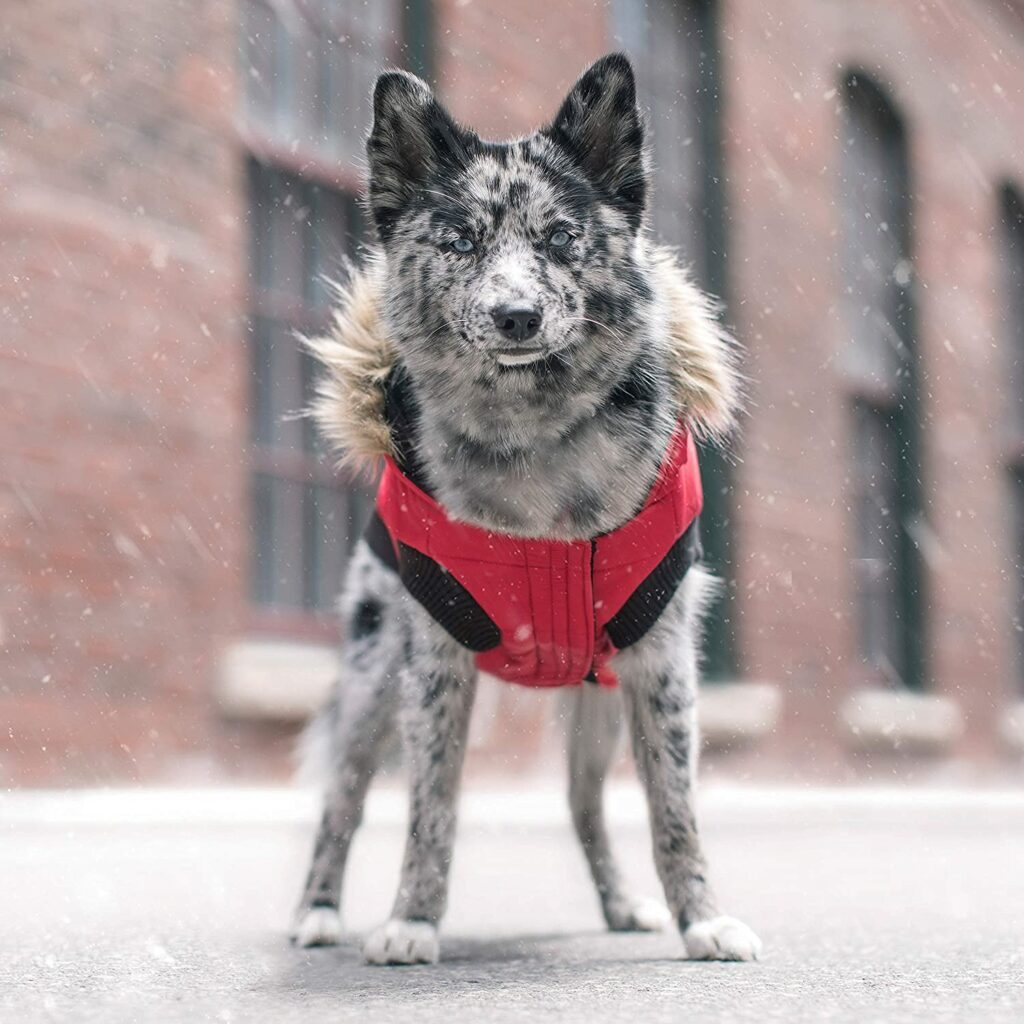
<box><xmin>605</xmin><ymin>518</ymin><xmax>704</xmax><ymax>650</ymax></box>
<box><xmin>382</xmin><ymin>362</ymin><xmax>434</xmax><ymax>495</ymax></box>
<box><xmin>397</xmin><ymin>542</ymin><xmax>501</xmax><ymax>652</ymax></box>
<box><xmin>364</xmin><ymin>510</ymin><xmax>399</xmax><ymax>572</ymax></box>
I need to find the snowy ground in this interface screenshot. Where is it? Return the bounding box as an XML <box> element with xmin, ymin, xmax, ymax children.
<box><xmin>1</xmin><ymin>783</ymin><xmax>1022</xmax><ymax>1023</ymax></box>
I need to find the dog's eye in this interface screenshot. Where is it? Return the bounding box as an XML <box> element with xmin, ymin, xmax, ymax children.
<box><xmin>549</xmin><ymin>229</ymin><xmax>572</xmax><ymax>248</ymax></box>
<box><xmin>450</xmin><ymin>237</ymin><xmax>475</xmax><ymax>254</ymax></box>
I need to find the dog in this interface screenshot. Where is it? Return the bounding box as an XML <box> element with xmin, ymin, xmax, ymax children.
<box><xmin>294</xmin><ymin>52</ymin><xmax>761</xmax><ymax>966</ymax></box>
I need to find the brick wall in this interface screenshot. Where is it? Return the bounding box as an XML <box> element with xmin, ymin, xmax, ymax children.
<box><xmin>0</xmin><ymin>0</ymin><xmax>249</xmax><ymax>782</ymax></box>
<box><xmin>725</xmin><ymin>0</ymin><xmax>1024</xmax><ymax>771</ymax></box>
<box><xmin>2</xmin><ymin>0</ymin><xmax>1023</xmax><ymax>784</ymax></box>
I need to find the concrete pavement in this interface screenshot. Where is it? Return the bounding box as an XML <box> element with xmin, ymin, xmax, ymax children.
<box><xmin>1</xmin><ymin>784</ymin><xmax>1022</xmax><ymax>1023</ymax></box>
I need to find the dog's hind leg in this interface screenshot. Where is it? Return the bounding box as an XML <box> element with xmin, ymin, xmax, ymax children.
<box><xmin>293</xmin><ymin>544</ymin><xmax>403</xmax><ymax>948</ymax></box>
<box><xmin>362</xmin><ymin>607</ymin><xmax>477</xmax><ymax>966</ymax></box>
<box><xmin>614</xmin><ymin>569</ymin><xmax>762</xmax><ymax>961</ymax></box>
<box><xmin>567</xmin><ymin>684</ymin><xmax>671</xmax><ymax>932</ymax></box>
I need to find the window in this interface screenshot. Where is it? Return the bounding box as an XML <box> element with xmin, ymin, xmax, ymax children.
<box><xmin>839</xmin><ymin>72</ymin><xmax>926</xmax><ymax>690</ymax></box>
<box><xmin>612</xmin><ymin>0</ymin><xmax>735</xmax><ymax>677</ymax></box>
<box><xmin>999</xmin><ymin>185</ymin><xmax>1024</xmax><ymax>692</ymax></box>
<box><xmin>240</xmin><ymin>0</ymin><xmax>400</xmax><ymax>164</ymax></box>
<box><xmin>247</xmin><ymin>159</ymin><xmax>365</xmax><ymax>616</ymax></box>
<box><xmin>612</xmin><ymin>0</ymin><xmax>721</xmax><ymax>283</ymax></box>
<box><xmin>239</xmin><ymin>1</ymin><xmax>431</xmax><ymax>628</ymax></box>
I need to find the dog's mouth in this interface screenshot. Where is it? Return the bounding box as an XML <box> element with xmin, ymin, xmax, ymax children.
<box><xmin>493</xmin><ymin>348</ymin><xmax>547</xmax><ymax>368</ymax></box>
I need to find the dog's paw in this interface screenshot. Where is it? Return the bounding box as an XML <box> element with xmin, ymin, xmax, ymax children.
<box><xmin>683</xmin><ymin>915</ymin><xmax>762</xmax><ymax>961</ymax></box>
<box><xmin>293</xmin><ymin>906</ymin><xmax>342</xmax><ymax>948</ymax></box>
<box><xmin>604</xmin><ymin>895</ymin><xmax>672</xmax><ymax>932</ymax></box>
<box><xmin>363</xmin><ymin>919</ymin><xmax>439</xmax><ymax>966</ymax></box>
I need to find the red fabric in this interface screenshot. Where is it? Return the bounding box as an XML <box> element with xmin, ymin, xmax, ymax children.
<box><xmin>375</xmin><ymin>428</ymin><xmax>703</xmax><ymax>688</ymax></box>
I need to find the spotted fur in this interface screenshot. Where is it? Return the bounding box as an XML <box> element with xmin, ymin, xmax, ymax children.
<box><xmin>295</xmin><ymin>53</ymin><xmax>760</xmax><ymax>965</ymax></box>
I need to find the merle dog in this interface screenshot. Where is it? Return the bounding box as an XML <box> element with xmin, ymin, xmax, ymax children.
<box><xmin>294</xmin><ymin>53</ymin><xmax>760</xmax><ymax>966</ymax></box>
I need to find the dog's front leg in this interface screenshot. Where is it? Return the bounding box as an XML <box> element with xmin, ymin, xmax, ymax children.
<box><xmin>615</xmin><ymin>572</ymin><xmax>762</xmax><ymax>961</ymax></box>
<box><xmin>363</xmin><ymin>608</ymin><xmax>477</xmax><ymax>966</ymax></box>
<box><xmin>567</xmin><ymin>685</ymin><xmax>672</xmax><ymax>932</ymax></box>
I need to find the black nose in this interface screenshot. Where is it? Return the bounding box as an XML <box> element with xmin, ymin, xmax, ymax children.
<box><xmin>492</xmin><ymin>305</ymin><xmax>543</xmax><ymax>342</ymax></box>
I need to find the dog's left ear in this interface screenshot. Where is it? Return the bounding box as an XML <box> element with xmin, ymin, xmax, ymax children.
<box><xmin>545</xmin><ymin>53</ymin><xmax>647</xmax><ymax>228</ymax></box>
<box><xmin>367</xmin><ymin>70</ymin><xmax>472</xmax><ymax>243</ymax></box>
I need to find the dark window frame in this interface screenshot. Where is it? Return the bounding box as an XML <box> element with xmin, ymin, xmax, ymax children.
<box><xmin>611</xmin><ymin>0</ymin><xmax>735</xmax><ymax>679</ymax></box>
<box><xmin>998</xmin><ymin>183</ymin><xmax>1024</xmax><ymax>694</ymax></box>
<box><xmin>245</xmin><ymin>158</ymin><xmax>365</xmax><ymax>637</ymax></box>
<box><xmin>239</xmin><ymin>0</ymin><xmax>432</xmax><ymax>639</ymax></box>
<box><xmin>839</xmin><ymin>70</ymin><xmax>927</xmax><ymax>692</ymax></box>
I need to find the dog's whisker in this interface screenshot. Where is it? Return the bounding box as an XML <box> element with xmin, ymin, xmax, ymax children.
<box><xmin>422</xmin><ymin>318</ymin><xmax>474</xmax><ymax>343</ymax></box>
<box><xmin>561</xmin><ymin>315</ymin><xmax>629</xmax><ymax>344</ymax></box>
<box><xmin>420</xmin><ymin>188</ymin><xmax>475</xmax><ymax>215</ymax></box>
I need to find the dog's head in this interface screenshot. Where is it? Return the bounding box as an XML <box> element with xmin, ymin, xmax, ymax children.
<box><xmin>366</xmin><ymin>53</ymin><xmax>650</xmax><ymax>376</ymax></box>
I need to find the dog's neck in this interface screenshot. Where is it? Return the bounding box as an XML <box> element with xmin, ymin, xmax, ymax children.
<box><xmin>398</xmin><ymin>331</ymin><xmax>679</xmax><ymax>540</ymax></box>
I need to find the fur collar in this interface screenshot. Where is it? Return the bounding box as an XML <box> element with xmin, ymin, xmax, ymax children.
<box><xmin>308</xmin><ymin>247</ymin><xmax>741</xmax><ymax>475</ymax></box>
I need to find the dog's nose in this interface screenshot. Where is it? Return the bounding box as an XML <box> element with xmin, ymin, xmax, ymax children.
<box><xmin>492</xmin><ymin>305</ymin><xmax>543</xmax><ymax>342</ymax></box>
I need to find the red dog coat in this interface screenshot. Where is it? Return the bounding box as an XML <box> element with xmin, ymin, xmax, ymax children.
<box><xmin>366</xmin><ymin>427</ymin><xmax>703</xmax><ymax>688</ymax></box>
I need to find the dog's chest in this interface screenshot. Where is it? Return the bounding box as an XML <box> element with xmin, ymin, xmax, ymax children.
<box><xmin>423</xmin><ymin>413</ymin><xmax>667</xmax><ymax>540</ymax></box>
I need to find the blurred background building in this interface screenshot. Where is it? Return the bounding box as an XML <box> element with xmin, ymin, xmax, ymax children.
<box><xmin>2</xmin><ymin>0</ymin><xmax>1023</xmax><ymax>784</ymax></box>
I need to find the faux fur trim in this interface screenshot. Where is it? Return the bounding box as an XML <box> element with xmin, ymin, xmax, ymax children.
<box><xmin>648</xmin><ymin>246</ymin><xmax>742</xmax><ymax>441</ymax></box>
<box><xmin>306</xmin><ymin>259</ymin><xmax>397</xmax><ymax>475</ymax></box>
<box><xmin>308</xmin><ymin>248</ymin><xmax>741</xmax><ymax>474</ymax></box>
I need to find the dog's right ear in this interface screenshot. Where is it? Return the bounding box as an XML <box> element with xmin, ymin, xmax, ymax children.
<box><xmin>367</xmin><ymin>71</ymin><xmax>471</xmax><ymax>243</ymax></box>
<box><xmin>545</xmin><ymin>53</ymin><xmax>647</xmax><ymax>229</ymax></box>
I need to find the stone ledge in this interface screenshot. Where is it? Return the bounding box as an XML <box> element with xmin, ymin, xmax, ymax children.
<box><xmin>999</xmin><ymin>701</ymin><xmax>1024</xmax><ymax>753</ymax></box>
<box><xmin>218</xmin><ymin>652</ymin><xmax>785</xmax><ymax>745</ymax></box>
<box><xmin>841</xmin><ymin>688</ymin><xmax>963</xmax><ymax>755</ymax></box>
<box><xmin>700</xmin><ymin>682</ymin><xmax>781</xmax><ymax>750</ymax></box>
<box><xmin>218</xmin><ymin>640</ymin><xmax>338</xmax><ymax>721</ymax></box>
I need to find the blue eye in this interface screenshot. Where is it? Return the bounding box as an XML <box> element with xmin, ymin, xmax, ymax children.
<box><xmin>549</xmin><ymin>229</ymin><xmax>572</xmax><ymax>248</ymax></box>
<box><xmin>451</xmin><ymin>237</ymin><xmax>474</xmax><ymax>254</ymax></box>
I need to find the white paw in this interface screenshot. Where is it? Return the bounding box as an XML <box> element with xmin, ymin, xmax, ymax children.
<box><xmin>684</xmin><ymin>915</ymin><xmax>762</xmax><ymax>961</ymax></box>
<box><xmin>605</xmin><ymin>896</ymin><xmax>673</xmax><ymax>932</ymax></box>
<box><xmin>293</xmin><ymin>906</ymin><xmax>342</xmax><ymax>948</ymax></box>
<box><xmin>363</xmin><ymin>919</ymin><xmax>439</xmax><ymax>966</ymax></box>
